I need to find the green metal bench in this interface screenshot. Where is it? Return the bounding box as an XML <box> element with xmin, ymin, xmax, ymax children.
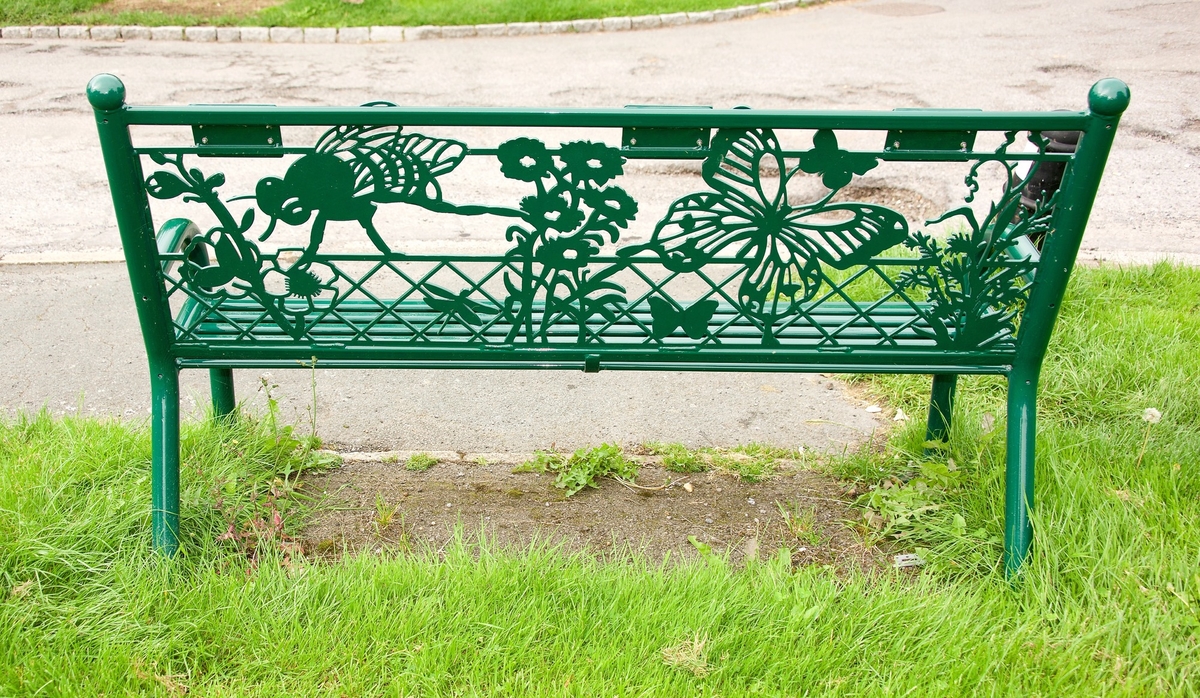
<box><xmin>88</xmin><ymin>73</ymin><xmax>1128</xmax><ymax>576</ymax></box>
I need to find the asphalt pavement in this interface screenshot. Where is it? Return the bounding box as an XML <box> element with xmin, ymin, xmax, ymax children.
<box><xmin>0</xmin><ymin>0</ymin><xmax>1195</xmax><ymax>450</ymax></box>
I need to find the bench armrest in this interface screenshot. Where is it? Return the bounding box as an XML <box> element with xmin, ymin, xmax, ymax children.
<box><xmin>156</xmin><ymin>218</ymin><xmax>205</xmax><ymax>272</ymax></box>
<box><xmin>1005</xmin><ymin>235</ymin><xmax>1041</xmax><ymax>284</ymax></box>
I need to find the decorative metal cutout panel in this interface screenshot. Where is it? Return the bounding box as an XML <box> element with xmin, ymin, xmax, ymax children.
<box><xmin>143</xmin><ymin>116</ymin><xmax>1065</xmax><ymax>363</ymax></box>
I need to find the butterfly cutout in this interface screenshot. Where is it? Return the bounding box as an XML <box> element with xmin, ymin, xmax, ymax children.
<box><xmin>627</xmin><ymin>128</ymin><xmax>908</xmax><ymax>324</ymax></box>
<box><xmin>649</xmin><ymin>297</ymin><xmax>719</xmax><ymax>340</ymax></box>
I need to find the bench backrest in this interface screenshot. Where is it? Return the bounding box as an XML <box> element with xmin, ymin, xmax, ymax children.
<box><xmin>88</xmin><ymin>74</ymin><xmax>1128</xmax><ymax>376</ymax></box>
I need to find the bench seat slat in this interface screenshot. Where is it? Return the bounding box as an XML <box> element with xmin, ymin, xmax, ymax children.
<box><xmin>172</xmin><ymin>296</ymin><xmax>1014</xmax><ymax>370</ymax></box>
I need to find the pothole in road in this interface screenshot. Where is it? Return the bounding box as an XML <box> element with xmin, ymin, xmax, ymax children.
<box><xmin>855</xmin><ymin>3</ymin><xmax>946</xmax><ymax>17</ymax></box>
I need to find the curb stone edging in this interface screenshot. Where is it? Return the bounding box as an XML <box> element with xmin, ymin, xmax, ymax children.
<box><xmin>0</xmin><ymin>0</ymin><xmax>819</xmax><ymax>43</ymax></box>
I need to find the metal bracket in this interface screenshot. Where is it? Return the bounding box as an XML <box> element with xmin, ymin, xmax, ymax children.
<box><xmin>885</xmin><ymin>128</ymin><xmax>978</xmax><ymax>152</ymax></box>
<box><xmin>622</xmin><ymin>126</ymin><xmax>710</xmax><ymax>151</ymax></box>
<box><xmin>192</xmin><ymin>123</ymin><xmax>283</xmax><ymax>155</ymax></box>
<box><xmin>621</xmin><ymin>105</ymin><xmax>711</xmax><ymax>154</ymax></box>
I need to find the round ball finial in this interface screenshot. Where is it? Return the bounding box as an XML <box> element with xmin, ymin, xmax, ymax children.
<box><xmin>1088</xmin><ymin>78</ymin><xmax>1130</xmax><ymax>117</ymax></box>
<box><xmin>87</xmin><ymin>74</ymin><xmax>126</xmax><ymax>111</ymax></box>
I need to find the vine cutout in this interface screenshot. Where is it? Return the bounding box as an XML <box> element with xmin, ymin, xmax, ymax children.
<box><xmin>897</xmin><ymin>131</ymin><xmax>1052</xmax><ymax>349</ymax></box>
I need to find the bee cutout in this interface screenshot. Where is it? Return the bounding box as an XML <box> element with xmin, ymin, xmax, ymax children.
<box><xmin>255</xmin><ymin>114</ymin><xmax>517</xmax><ymax>265</ymax></box>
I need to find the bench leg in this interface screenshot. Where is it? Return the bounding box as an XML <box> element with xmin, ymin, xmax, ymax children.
<box><xmin>151</xmin><ymin>363</ymin><xmax>181</xmax><ymax>556</ymax></box>
<box><xmin>1004</xmin><ymin>370</ymin><xmax>1038</xmax><ymax>578</ymax></box>
<box><xmin>924</xmin><ymin>373</ymin><xmax>958</xmax><ymax>448</ymax></box>
<box><xmin>210</xmin><ymin>368</ymin><xmax>236</xmax><ymax>422</ymax></box>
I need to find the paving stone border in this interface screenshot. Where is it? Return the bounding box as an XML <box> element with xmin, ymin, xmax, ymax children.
<box><xmin>0</xmin><ymin>0</ymin><xmax>818</xmax><ymax>43</ymax></box>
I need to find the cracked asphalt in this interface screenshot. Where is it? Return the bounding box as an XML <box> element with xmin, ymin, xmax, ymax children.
<box><xmin>0</xmin><ymin>0</ymin><xmax>1195</xmax><ymax>450</ymax></box>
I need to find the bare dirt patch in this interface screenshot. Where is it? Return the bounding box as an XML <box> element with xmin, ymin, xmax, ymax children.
<box><xmin>301</xmin><ymin>455</ymin><xmax>886</xmax><ymax>573</ymax></box>
<box><xmin>96</xmin><ymin>0</ymin><xmax>282</xmax><ymax>19</ymax></box>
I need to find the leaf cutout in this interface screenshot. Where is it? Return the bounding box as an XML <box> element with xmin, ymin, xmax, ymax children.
<box><xmin>212</xmin><ymin>231</ymin><xmax>243</xmax><ymax>269</ymax></box>
<box><xmin>191</xmin><ymin>265</ymin><xmax>235</xmax><ymax>291</ymax></box>
<box><xmin>145</xmin><ymin>172</ymin><xmax>188</xmax><ymax>200</ymax></box>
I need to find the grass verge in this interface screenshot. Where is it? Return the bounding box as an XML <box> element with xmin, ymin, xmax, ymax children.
<box><xmin>2</xmin><ymin>262</ymin><xmax>1199</xmax><ymax>694</ymax></box>
<box><xmin>2</xmin><ymin>0</ymin><xmax>767</xmax><ymax>28</ymax></box>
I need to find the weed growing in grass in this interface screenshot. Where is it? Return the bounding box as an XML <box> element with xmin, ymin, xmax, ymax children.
<box><xmin>208</xmin><ymin>398</ymin><xmax>338</xmax><ymax>566</ymax></box>
<box><xmin>516</xmin><ymin>444</ymin><xmax>638</xmax><ymax>496</ymax></box>
<box><xmin>1136</xmin><ymin>407</ymin><xmax>1163</xmax><ymax>469</ymax></box>
<box><xmin>381</xmin><ymin>453</ymin><xmax>400</xmax><ymax>464</ymax></box>
<box><xmin>517</xmin><ymin>449</ymin><xmax>566</xmax><ymax>473</ymax></box>
<box><xmin>708</xmin><ymin>450</ymin><xmax>776</xmax><ymax>482</ymax></box>
<box><xmin>841</xmin><ymin>446</ymin><xmax>994</xmax><ymax>566</ymax></box>
<box><xmin>298</xmin><ymin>355</ymin><xmax>319</xmax><ymax>442</ymax></box>
<box><xmin>661</xmin><ymin>632</ymin><xmax>710</xmax><ymax>677</ymax></box>
<box><xmin>406</xmin><ymin>453</ymin><xmax>438</xmax><ymax>471</ymax></box>
<box><xmin>257</xmin><ymin>373</ymin><xmax>324</xmax><ymax>456</ymax></box>
<box><xmin>373</xmin><ymin>494</ymin><xmax>400</xmax><ymax>533</ymax></box>
<box><xmin>777</xmin><ymin>501</ymin><xmax>822</xmax><ymax>546</ymax></box>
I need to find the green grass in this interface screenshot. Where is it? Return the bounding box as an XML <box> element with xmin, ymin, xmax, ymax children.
<box><xmin>644</xmin><ymin>441</ymin><xmax>805</xmax><ymax>480</ymax></box>
<box><xmin>405</xmin><ymin>452</ymin><xmax>438</xmax><ymax>472</ymax></box>
<box><xmin>3</xmin><ymin>263</ymin><xmax>1200</xmax><ymax>695</ymax></box>
<box><xmin>1</xmin><ymin>0</ymin><xmax>760</xmax><ymax>28</ymax></box>
<box><xmin>516</xmin><ymin>443</ymin><xmax>639</xmax><ymax>496</ymax></box>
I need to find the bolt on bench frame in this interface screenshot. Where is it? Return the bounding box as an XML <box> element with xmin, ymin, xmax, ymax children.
<box><xmin>88</xmin><ymin>74</ymin><xmax>1128</xmax><ymax>576</ymax></box>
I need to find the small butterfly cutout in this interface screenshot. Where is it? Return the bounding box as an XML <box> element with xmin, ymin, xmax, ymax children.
<box><xmin>649</xmin><ymin>297</ymin><xmax>718</xmax><ymax>340</ymax></box>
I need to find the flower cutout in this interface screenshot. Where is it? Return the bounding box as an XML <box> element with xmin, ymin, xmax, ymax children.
<box><xmin>626</xmin><ymin>128</ymin><xmax>908</xmax><ymax>327</ymax></box>
<box><xmin>583</xmin><ymin>186</ymin><xmax>639</xmax><ymax>228</ymax></box>
<box><xmin>497</xmin><ymin>138</ymin><xmax>554</xmax><ymax>182</ymax></box>
<box><xmin>262</xmin><ymin>257</ymin><xmax>338</xmax><ymax>301</ymax></box>
<box><xmin>256</xmin><ymin>255</ymin><xmax>341</xmax><ymax>337</ymax></box>
<box><xmin>558</xmin><ymin>141</ymin><xmax>625</xmax><ymax>186</ymax></box>
<box><xmin>536</xmin><ymin>235</ymin><xmax>600</xmax><ymax>271</ymax></box>
<box><xmin>520</xmin><ymin>193</ymin><xmax>585</xmax><ymax>233</ymax></box>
